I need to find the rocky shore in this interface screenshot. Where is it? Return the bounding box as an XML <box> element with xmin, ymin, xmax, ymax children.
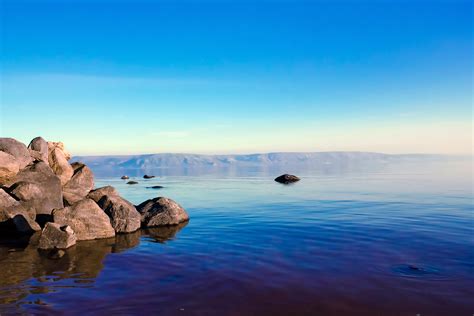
<box><xmin>0</xmin><ymin>137</ymin><xmax>189</xmax><ymax>250</ymax></box>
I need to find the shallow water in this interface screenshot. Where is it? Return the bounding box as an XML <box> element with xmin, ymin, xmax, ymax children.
<box><xmin>1</xmin><ymin>160</ymin><xmax>473</xmax><ymax>315</ymax></box>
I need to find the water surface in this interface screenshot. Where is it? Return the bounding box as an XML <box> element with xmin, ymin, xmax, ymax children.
<box><xmin>1</xmin><ymin>160</ymin><xmax>473</xmax><ymax>315</ymax></box>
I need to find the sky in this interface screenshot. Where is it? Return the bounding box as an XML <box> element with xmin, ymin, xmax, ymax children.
<box><xmin>0</xmin><ymin>0</ymin><xmax>472</xmax><ymax>155</ymax></box>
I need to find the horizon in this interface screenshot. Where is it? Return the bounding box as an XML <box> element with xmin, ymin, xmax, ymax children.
<box><xmin>1</xmin><ymin>0</ymin><xmax>472</xmax><ymax>155</ymax></box>
<box><xmin>71</xmin><ymin>149</ymin><xmax>468</xmax><ymax>158</ymax></box>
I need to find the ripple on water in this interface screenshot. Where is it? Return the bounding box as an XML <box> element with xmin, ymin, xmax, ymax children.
<box><xmin>390</xmin><ymin>264</ymin><xmax>450</xmax><ymax>281</ymax></box>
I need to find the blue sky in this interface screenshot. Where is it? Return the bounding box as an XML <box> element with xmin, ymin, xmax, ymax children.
<box><xmin>0</xmin><ymin>0</ymin><xmax>472</xmax><ymax>155</ymax></box>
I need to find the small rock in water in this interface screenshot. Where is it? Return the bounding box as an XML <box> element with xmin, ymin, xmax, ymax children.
<box><xmin>143</xmin><ymin>175</ymin><xmax>155</xmax><ymax>179</ymax></box>
<box><xmin>38</xmin><ymin>222</ymin><xmax>77</xmax><ymax>249</ymax></box>
<box><xmin>121</xmin><ymin>175</ymin><xmax>129</xmax><ymax>180</ymax></box>
<box><xmin>146</xmin><ymin>186</ymin><xmax>164</xmax><ymax>189</ymax></box>
<box><xmin>408</xmin><ymin>264</ymin><xmax>421</xmax><ymax>271</ymax></box>
<box><xmin>274</xmin><ymin>174</ymin><xmax>300</xmax><ymax>184</ymax></box>
<box><xmin>127</xmin><ymin>181</ymin><xmax>138</xmax><ymax>185</ymax></box>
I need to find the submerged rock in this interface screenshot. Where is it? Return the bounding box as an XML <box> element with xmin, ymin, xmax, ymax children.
<box><xmin>53</xmin><ymin>198</ymin><xmax>115</xmax><ymax>241</ymax></box>
<box><xmin>274</xmin><ymin>174</ymin><xmax>300</xmax><ymax>184</ymax></box>
<box><xmin>137</xmin><ymin>197</ymin><xmax>189</xmax><ymax>227</ymax></box>
<box><xmin>38</xmin><ymin>222</ymin><xmax>76</xmax><ymax>249</ymax></box>
<box><xmin>63</xmin><ymin>163</ymin><xmax>94</xmax><ymax>205</ymax></box>
<box><xmin>127</xmin><ymin>181</ymin><xmax>138</xmax><ymax>185</ymax></box>
<box><xmin>143</xmin><ymin>175</ymin><xmax>155</xmax><ymax>179</ymax></box>
<box><xmin>146</xmin><ymin>186</ymin><xmax>164</xmax><ymax>189</ymax></box>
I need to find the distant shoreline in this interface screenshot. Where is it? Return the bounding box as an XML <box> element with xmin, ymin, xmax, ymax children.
<box><xmin>72</xmin><ymin>152</ymin><xmax>469</xmax><ymax>171</ymax></box>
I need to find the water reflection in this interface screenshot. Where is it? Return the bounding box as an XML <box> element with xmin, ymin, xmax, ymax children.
<box><xmin>143</xmin><ymin>221</ymin><xmax>188</xmax><ymax>243</ymax></box>
<box><xmin>0</xmin><ymin>224</ymin><xmax>187</xmax><ymax>311</ymax></box>
<box><xmin>90</xmin><ymin>162</ymin><xmax>392</xmax><ymax>179</ymax></box>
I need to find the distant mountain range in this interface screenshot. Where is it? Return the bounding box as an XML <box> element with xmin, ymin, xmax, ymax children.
<box><xmin>72</xmin><ymin>152</ymin><xmax>451</xmax><ymax>170</ymax></box>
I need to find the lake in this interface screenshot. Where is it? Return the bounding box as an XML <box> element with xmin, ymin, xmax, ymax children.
<box><xmin>0</xmin><ymin>159</ymin><xmax>473</xmax><ymax>315</ymax></box>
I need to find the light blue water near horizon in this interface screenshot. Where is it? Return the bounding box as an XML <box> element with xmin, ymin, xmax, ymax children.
<box><xmin>0</xmin><ymin>159</ymin><xmax>473</xmax><ymax>315</ymax></box>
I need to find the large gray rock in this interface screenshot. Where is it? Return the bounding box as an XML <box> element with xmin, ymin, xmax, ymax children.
<box><xmin>96</xmin><ymin>194</ymin><xmax>141</xmax><ymax>233</ymax></box>
<box><xmin>87</xmin><ymin>186</ymin><xmax>119</xmax><ymax>203</ymax></box>
<box><xmin>6</xmin><ymin>162</ymin><xmax>63</xmax><ymax>215</ymax></box>
<box><xmin>0</xmin><ymin>188</ymin><xmax>40</xmax><ymax>234</ymax></box>
<box><xmin>63</xmin><ymin>163</ymin><xmax>94</xmax><ymax>205</ymax></box>
<box><xmin>88</xmin><ymin>186</ymin><xmax>140</xmax><ymax>233</ymax></box>
<box><xmin>28</xmin><ymin>137</ymin><xmax>48</xmax><ymax>162</ymax></box>
<box><xmin>0</xmin><ymin>138</ymin><xmax>33</xmax><ymax>170</ymax></box>
<box><xmin>0</xmin><ymin>151</ymin><xmax>20</xmax><ymax>185</ymax></box>
<box><xmin>53</xmin><ymin>198</ymin><xmax>115</xmax><ymax>241</ymax></box>
<box><xmin>38</xmin><ymin>222</ymin><xmax>77</xmax><ymax>249</ymax></box>
<box><xmin>48</xmin><ymin>147</ymin><xmax>74</xmax><ymax>186</ymax></box>
<box><xmin>136</xmin><ymin>197</ymin><xmax>189</xmax><ymax>227</ymax></box>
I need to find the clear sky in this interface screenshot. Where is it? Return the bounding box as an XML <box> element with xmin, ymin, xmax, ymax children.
<box><xmin>0</xmin><ymin>0</ymin><xmax>472</xmax><ymax>155</ymax></box>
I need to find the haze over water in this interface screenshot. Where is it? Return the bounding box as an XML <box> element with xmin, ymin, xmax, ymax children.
<box><xmin>0</xmin><ymin>158</ymin><xmax>472</xmax><ymax>315</ymax></box>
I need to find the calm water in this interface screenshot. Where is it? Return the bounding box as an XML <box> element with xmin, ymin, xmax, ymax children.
<box><xmin>1</xmin><ymin>160</ymin><xmax>473</xmax><ymax>315</ymax></box>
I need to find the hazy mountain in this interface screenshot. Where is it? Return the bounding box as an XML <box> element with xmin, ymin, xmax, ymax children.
<box><xmin>72</xmin><ymin>152</ymin><xmax>449</xmax><ymax>170</ymax></box>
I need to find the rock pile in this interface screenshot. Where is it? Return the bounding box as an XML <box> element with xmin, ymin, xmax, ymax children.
<box><xmin>0</xmin><ymin>137</ymin><xmax>189</xmax><ymax>250</ymax></box>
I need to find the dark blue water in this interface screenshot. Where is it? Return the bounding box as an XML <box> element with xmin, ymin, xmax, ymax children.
<box><xmin>1</xmin><ymin>160</ymin><xmax>473</xmax><ymax>315</ymax></box>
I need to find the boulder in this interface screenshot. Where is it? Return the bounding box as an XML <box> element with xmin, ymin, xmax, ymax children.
<box><xmin>0</xmin><ymin>188</ymin><xmax>40</xmax><ymax>234</ymax></box>
<box><xmin>38</xmin><ymin>222</ymin><xmax>76</xmax><ymax>249</ymax></box>
<box><xmin>47</xmin><ymin>141</ymin><xmax>71</xmax><ymax>161</ymax></box>
<box><xmin>28</xmin><ymin>137</ymin><xmax>48</xmax><ymax>162</ymax></box>
<box><xmin>48</xmin><ymin>147</ymin><xmax>74</xmax><ymax>186</ymax></box>
<box><xmin>0</xmin><ymin>138</ymin><xmax>33</xmax><ymax>169</ymax></box>
<box><xmin>146</xmin><ymin>186</ymin><xmax>164</xmax><ymax>189</ymax></box>
<box><xmin>96</xmin><ymin>194</ymin><xmax>141</xmax><ymax>233</ymax></box>
<box><xmin>28</xmin><ymin>149</ymin><xmax>44</xmax><ymax>162</ymax></box>
<box><xmin>63</xmin><ymin>163</ymin><xmax>94</xmax><ymax>205</ymax></box>
<box><xmin>6</xmin><ymin>162</ymin><xmax>63</xmax><ymax>215</ymax></box>
<box><xmin>53</xmin><ymin>198</ymin><xmax>115</xmax><ymax>241</ymax></box>
<box><xmin>0</xmin><ymin>188</ymin><xmax>17</xmax><ymax>208</ymax></box>
<box><xmin>143</xmin><ymin>175</ymin><xmax>155</xmax><ymax>179</ymax></box>
<box><xmin>136</xmin><ymin>197</ymin><xmax>189</xmax><ymax>227</ymax></box>
<box><xmin>121</xmin><ymin>175</ymin><xmax>129</xmax><ymax>180</ymax></box>
<box><xmin>88</xmin><ymin>186</ymin><xmax>140</xmax><ymax>233</ymax></box>
<box><xmin>274</xmin><ymin>174</ymin><xmax>300</xmax><ymax>184</ymax></box>
<box><xmin>0</xmin><ymin>151</ymin><xmax>20</xmax><ymax>185</ymax></box>
<box><xmin>87</xmin><ymin>186</ymin><xmax>119</xmax><ymax>203</ymax></box>
<box><xmin>9</xmin><ymin>181</ymin><xmax>43</xmax><ymax>200</ymax></box>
